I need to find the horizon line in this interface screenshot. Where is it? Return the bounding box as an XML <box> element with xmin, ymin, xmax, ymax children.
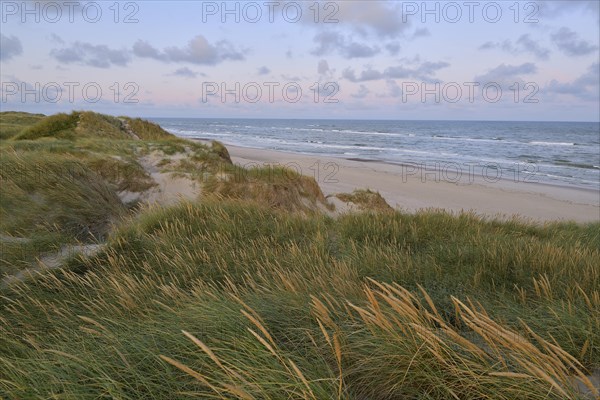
<box><xmin>2</xmin><ymin>110</ymin><xmax>599</xmax><ymax>124</ymax></box>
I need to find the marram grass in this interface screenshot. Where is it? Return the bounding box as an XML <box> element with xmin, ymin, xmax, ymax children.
<box><xmin>1</xmin><ymin>200</ymin><xmax>598</xmax><ymax>399</ymax></box>
<box><xmin>1</xmin><ymin>112</ymin><xmax>598</xmax><ymax>398</ymax></box>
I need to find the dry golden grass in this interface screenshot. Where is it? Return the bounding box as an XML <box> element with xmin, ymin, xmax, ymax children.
<box><xmin>1</xmin><ymin>113</ymin><xmax>598</xmax><ymax>399</ymax></box>
<box><xmin>335</xmin><ymin>189</ymin><xmax>393</xmax><ymax>212</ymax></box>
<box><xmin>1</xmin><ymin>199</ymin><xmax>597</xmax><ymax>399</ymax></box>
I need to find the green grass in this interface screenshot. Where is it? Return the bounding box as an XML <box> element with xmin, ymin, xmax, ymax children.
<box><xmin>15</xmin><ymin>112</ymin><xmax>80</xmax><ymax>140</ymax></box>
<box><xmin>210</xmin><ymin>140</ymin><xmax>232</xmax><ymax>163</ymax></box>
<box><xmin>77</xmin><ymin>111</ymin><xmax>125</xmax><ymax>139</ymax></box>
<box><xmin>0</xmin><ymin>112</ymin><xmax>224</xmax><ymax>276</ymax></box>
<box><xmin>121</xmin><ymin>116</ymin><xmax>176</xmax><ymax>140</ymax></box>
<box><xmin>0</xmin><ymin>112</ymin><xmax>598</xmax><ymax>399</ymax></box>
<box><xmin>85</xmin><ymin>156</ymin><xmax>156</xmax><ymax>193</ymax></box>
<box><xmin>203</xmin><ymin>164</ymin><xmax>334</xmax><ymax>212</ymax></box>
<box><xmin>0</xmin><ymin>150</ymin><xmax>126</xmax><ymax>275</ymax></box>
<box><xmin>0</xmin><ymin>200</ymin><xmax>598</xmax><ymax>399</ymax></box>
<box><xmin>13</xmin><ymin>111</ymin><xmax>177</xmax><ymax>141</ymax></box>
<box><xmin>335</xmin><ymin>189</ymin><xmax>393</xmax><ymax>211</ymax></box>
<box><xmin>0</xmin><ymin>112</ymin><xmax>45</xmax><ymax>140</ymax></box>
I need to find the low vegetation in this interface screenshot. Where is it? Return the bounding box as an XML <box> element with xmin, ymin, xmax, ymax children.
<box><xmin>335</xmin><ymin>188</ymin><xmax>393</xmax><ymax>211</ymax></box>
<box><xmin>203</xmin><ymin>164</ymin><xmax>334</xmax><ymax>212</ymax></box>
<box><xmin>0</xmin><ymin>150</ymin><xmax>125</xmax><ymax>275</ymax></box>
<box><xmin>0</xmin><ymin>112</ymin><xmax>45</xmax><ymax>140</ymax></box>
<box><xmin>0</xmin><ymin>111</ymin><xmax>598</xmax><ymax>399</ymax></box>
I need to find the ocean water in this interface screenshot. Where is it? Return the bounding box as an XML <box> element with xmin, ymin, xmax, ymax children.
<box><xmin>151</xmin><ymin>118</ymin><xmax>600</xmax><ymax>189</ymax></box>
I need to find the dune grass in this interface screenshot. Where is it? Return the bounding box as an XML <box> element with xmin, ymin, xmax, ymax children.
<box><xmin>120</xmin><ymin>117</ymin><xmax>176</xmax><ymax>140</ymax></box>
<box><xmin>11</xmin><ymin>110</ymin><xmax>178</xmax><ymax>142</ymax></box>
<box><xmin>0</xmin><ymin>199</ymin><xmax>598</xmax><ymax>399</ymax></box>
<box><xmin>0</xmin><ymin>111</ymin><xmax>332</xmax><ymax>275</ymax></box>
<box><xmin>0</xmin><ymin>150</ymin><xmax>126</xmax><ymax>275</ymax></box>
<box><xmin>0</xmin><ymin>112</ymin><xmax>45</xmax><ymax>140</ymax></box>
<box><xmin>0</xmin><ymin>112</ymin><xmax>220</xmax><ymax>276</ymax></box>
<box><xmin>0</xmin><ymin>111</ymin><xmax>598</xmax><ymax>399</ymax></box>
<box><xmin>15</xmin><ymin>111</ymin><xmax>80</xmax><ymax>140</ymax></box>
<box><xmin>203</xmin><ymin>163</ymin><xmax>334</xmax><ymax>212</ymax></box>
<box><xmin>335</xmin><ymin>188</ymin><xmax>393</xmax><ymax>211</ymax></box>
<box><xmin>0</xmin><ymin>151</ymin><xmax>125</xmax><ymax>238</ymax></box>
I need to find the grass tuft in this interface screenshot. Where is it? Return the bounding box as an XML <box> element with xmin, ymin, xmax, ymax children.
<box><xmin>1</xmin><ymin>112</ymin><xmax>598</xmax><ymax>399</ymax></box>
<box><xmin>335</xmin><ymin>189</ymin><xmax>393</xmax><ymax>212</ymax></box>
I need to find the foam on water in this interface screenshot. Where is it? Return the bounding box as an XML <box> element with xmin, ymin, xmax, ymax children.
<box><xmin>154</xmin><ymin>118</ymin><xmax>600</xmax><ymax>189</ymax></box>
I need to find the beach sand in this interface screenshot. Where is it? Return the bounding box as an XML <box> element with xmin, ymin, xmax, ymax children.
<box><xmin>224</xmin><ymin>144</ymin><xmax>599</xmax><ymax>223</ymax></box>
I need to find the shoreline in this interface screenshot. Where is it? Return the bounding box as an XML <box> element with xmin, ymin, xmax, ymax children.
<box><xmin>195</xmin><ymin>140</ymin><xmax>600</xmax><ymax>223</ymax></box>
<box><xmin>188</xmin><ymin>137</ymin><xmax>599</xmax><ymax>193</ymax></box>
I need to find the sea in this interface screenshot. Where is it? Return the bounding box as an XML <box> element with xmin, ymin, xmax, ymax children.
<box><xmin>151</xmin><ymin>119</ymin><xmax>600</xmax><ymax>190</ymax></box>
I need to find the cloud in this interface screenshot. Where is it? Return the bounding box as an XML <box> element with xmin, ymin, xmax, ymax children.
<box><xmin>516</xmin><ymin>35</ymin><xmax>551</xmax><ymax>60</ymax></box>
<box><xmin>49</xmin><ymin>33</ymin><xmax>64</xmax><ymax>44</ymax></box>
<box><xmin>171</xmin><ymin>67</ymin><xmax>199</xmax><ymax>78</ymax></box>
<box><xmin>546</xmin><ymin>62</ymin><xmax>599</xmax><ymax>101</ymax></box>
<box><xmin>475</xmin><ymin>63</ymin><xmax>537</xmax><ymax>84</ymax></box>
<box><xmin>318</xmin><ymin>60</ymin><xmax>330</xmax><ymax>75</ymax></box>
<box><xmin>342</xmin><ymin>61</ymin><xmax>449</xmax><ymax>82</ymax></box>
<box><xmin>336</xmin><ymin>1</ymin><xmax>409</xmax><ymax>38</ymax></box>
<box><xmin>50</xmin><ymin>42</ymin><xmax>130</xmax><ymax>68</ymax></box>
<box><xmin>343</xmin><ymin>42</ymin><xmax>380</xmax><ymax>58</ymax></box>
<box><xmin>165</xmin><ymin>37</ymin><xmax>218</xmax><ymax>63</ymax></box>
<box><xmin>538</xmin><ymin>1</ymin><xmax>599</xmax><ymax>18</ymax></box>
<box><xmin>311</xmin><ymin>31</ymin><xmax>379</xmax><ymax>58</ymax></box>
<box><xmin>409</xmin><ymin>61</ymin><xmax>450</xmax><ymax>78</ymax></box>
<box><xmin>305</xmin><ymin>2</ymin><xmax>417</xmax><ymax>62</ymax></box>
<box><xmin>385</xmin><ymin>42</ymin><xmax>400</xmax><ymax>56</ymax></box>
<box><xmin>342</xmin><ymin>67</ymin><xmax>382</xmax><ymax>82</ymax></box>
<box><xmin>257</xmin><ymin>66</ymin><xmax>270</xmax><ymax>75</ymax></box>
<box><xmin>382</xmin><ymin>66</ymin><xmax>414</xmax><ymax>79</ymax></box>
<box><xmin>132</xmin><ymin>40</ymin><xmax>164</xmax><ymax>60</ymax></box>
<box><xmin>133</xmin><ymin>35</ymin><xmax>245</xmax><ymax>65</ymax></box>
<box><xmin>0</xmin><ymin>34</ymin><xmax>23</xmax><ymax>61</ymax></box>
<box><xmin>551</xmin><ymin>27</ymin><xmax>599</xmax><ymax>56</ymax></box>
<box><xmin>479</xmin><ymin>34</ymin><xmax>550</xmax><ymax>60</ymax></box>
<box><xmin>351</xmin><ymin>84</ymin><xmax>370</xmax><ymax>99</ymax></box>
<box><xmin>412</xmin><ymin>28</ymin><xmax>430</xmax><ymax>39</ymax></box>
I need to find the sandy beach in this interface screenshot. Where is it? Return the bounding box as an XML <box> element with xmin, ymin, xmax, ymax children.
<box><xmin>3</xmin><ymin>111</ymin><xmax>599</xmax><ymax>399</ymax></box>
<box><xmin>223</xmin><ymin>144</ymin><xmax>600</xmax><ymax>223</ymax></box>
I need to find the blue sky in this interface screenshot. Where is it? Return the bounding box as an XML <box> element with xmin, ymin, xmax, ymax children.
<box><xmin>1</xmin><ymin>0</ymin><xmax>599</xmax><ymax>120</ymax></box>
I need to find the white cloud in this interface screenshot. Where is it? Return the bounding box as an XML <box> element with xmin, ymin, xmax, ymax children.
<box><xmin>133</xmin><ymin>35</ymin><xmax>245</xmax><ymax>65</ymax></box>
<box><xmin>480</xmin><ymin>34</ymin><xmax>550</xmax><ymax>60</ymax></box>
<box><xmin>257</xmin><ymin>66</ymin><xmax>271</xmax><ymax>75</ymax></box>
<box><xmin>171</xmin><ymin>67</ymin><xmax>200</xmax><ymax>79</ymax></box>
<box><xmin>343</xmin><ymin>61</ymin><xmax>450</xmax><ymax>82</ymax></box>
<box><xmin>551</xmin><ymin>27</ymin><xmax>599</xmax><ymax>57</ymax></box>
<box><xmin>0</xmin><ymin>34</ymin><xmax>23</xmax><ymax>61</ymax></box>
<box><xmin>311</xmin><ymin>31</ymin><xmax>379</xmax><ymax>59</ymax></box>
<box><xmin>50</xmin><ymin>42</ymin><xmax>130</xmax><ymax>68</ymax></box>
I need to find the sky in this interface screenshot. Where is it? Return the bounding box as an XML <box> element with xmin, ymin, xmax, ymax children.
<box><xmin>1</xmin><ymin>0</ymin><xmax>599</xmax><ymax>121</ymax></box>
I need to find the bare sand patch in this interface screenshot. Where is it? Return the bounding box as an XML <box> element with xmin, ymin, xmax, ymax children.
<box><xmin>119</xmin><ymin>150</ymin><xmax>201</xmax><ymax>206</ymax></box>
